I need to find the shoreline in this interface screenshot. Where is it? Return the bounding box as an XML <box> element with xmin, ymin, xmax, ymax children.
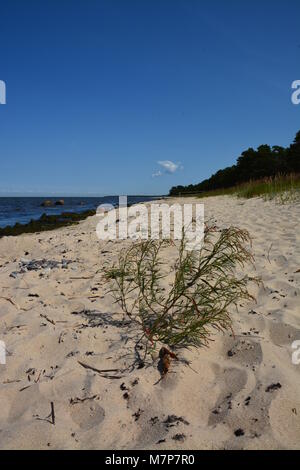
<box><xmin>0</xmin><ymin>196</ymin><xmax>167</xmax><ymax>238</ymax></box>
<box><xmin>0</xmin><ymin>209</ymin><xmax>97</xmax><ymax>238</ymax></box>
<box><xmin>0</xmin><ymin>210</ymin><xmax>96</xmax><ymax>239</ymax></box>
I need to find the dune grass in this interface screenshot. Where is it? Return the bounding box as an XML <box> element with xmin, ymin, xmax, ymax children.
<box><xmin>196</xmin><ymin>174</ymin><xmax>300</xmax><ymax>202</ymax></box>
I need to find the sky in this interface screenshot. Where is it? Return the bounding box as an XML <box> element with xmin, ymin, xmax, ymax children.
<box><xmin>0</xmin><ymin>0</ymin><xmax>300</xmax><ymax>196</ymax></box>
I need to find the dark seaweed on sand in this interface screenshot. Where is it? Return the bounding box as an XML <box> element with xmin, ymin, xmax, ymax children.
<box><xmin>0</xmin><ymin>210</ymin><xmax>96</xmax><ymax>238</ymax></box>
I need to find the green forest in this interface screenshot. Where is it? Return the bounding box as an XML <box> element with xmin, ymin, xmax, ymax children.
<box><xmin>169</xmin><ymin>130</ymin><xmax>300</xmax><ymax>196</ymax></box>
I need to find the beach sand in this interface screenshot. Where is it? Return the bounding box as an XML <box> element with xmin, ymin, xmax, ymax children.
<box><xmin>0</xmin><ymin>195</ymin><xmax>300</xmax><ymax>450</ymax></box>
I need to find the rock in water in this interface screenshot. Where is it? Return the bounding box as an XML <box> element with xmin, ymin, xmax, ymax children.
<box><xmin>41</xmin><ymin>200</ymin><xmax>53</xmax><ymax>207</ymax></box>
<box><xmin>55</xmin><ymin>199</ymin><xmax>65</xmax><ymax>206</ymax></box>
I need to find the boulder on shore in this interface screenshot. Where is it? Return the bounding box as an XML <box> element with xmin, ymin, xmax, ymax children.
<box><xmin>41</xmin><ymin>200</ymin><xmax>53</xmax><ymax>207</ymax></box>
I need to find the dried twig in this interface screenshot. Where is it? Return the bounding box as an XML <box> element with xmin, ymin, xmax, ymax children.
<box><xmin>19</xmin><ymin>385</ymin><xmax>31</xmax><ymax>392</ymax></box>
<box><xmin>3</xmin><ymin>379</ymin><xmax>21</xmax><ymax>384</ymax></box>
<box><xmin>40</xmin><ymin>313</ymin><xmax>56</xmax><ymax>325</ymax></box>
<box><xmin>6</xmin><ymin>324</ymin><xmax>27</xmax><ymax>331</ymax></box>
<box><xmin>34</xmin><ymin>402</ymin><xmax>55</xmax><ymax>425</ymax></box>
<box><xmin>50</xmin><ymin>402</ymin><xmax>55</xmax><ymax>425</ymax></box>
<box><xmin>0</xmin><ymin>296</ymin><xmax>19</xmax><ymax>309</ymax></box>
<box><xmin>68</xmin><ymin>295</ymin><xmax>102</xmax><ymax>300</ymax></box>
<box><xmin>70</xmin><ymin>275</ymin><xmax>95</xmax><ymax>280</ymax></box>
<box><xmin>77</xmin><ymin>360</ymin><xmax>124</xmax><ymax>378</ymax></box>
<box><xmin>266</xmin><ymin>243</ymin><xmax>273</xmax><ymax>264</ymax></box>
<box><xmin>70</xmin><ymin>395</ymin><xmax>98</xmax><ymax>405</ymax></box>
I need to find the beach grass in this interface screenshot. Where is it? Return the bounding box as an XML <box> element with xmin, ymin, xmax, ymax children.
<box><xmin>196</xmin><ymin>174</ymin><xmax>300</xmax><ymax>202</ymax></box>
<box><xmin>104</xmin><ymin>226</ymin><xmax>258</xmax><ymax>358</ymax></box>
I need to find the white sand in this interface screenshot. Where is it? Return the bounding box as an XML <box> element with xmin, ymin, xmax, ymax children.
<box><xmin>0</xmin><ymin>195</ymin><xmax>300</xmax><ymax>450</ymax></box>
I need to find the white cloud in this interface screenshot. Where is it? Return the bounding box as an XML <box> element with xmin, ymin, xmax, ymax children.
<box><xmin>151</xmin><ymin>160</ymin><xmax>183</xmax><ymax>178</ymax></box>
<box><xmin>158</xmin><ymin>160</ymin><xmax>180</xmax><ymax>174</ymax></box>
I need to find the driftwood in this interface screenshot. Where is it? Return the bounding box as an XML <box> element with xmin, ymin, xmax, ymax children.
<box><xmin>77</xmin><ymin>360</ymin><xmax>124</xmax><ymax>379</ymax></box>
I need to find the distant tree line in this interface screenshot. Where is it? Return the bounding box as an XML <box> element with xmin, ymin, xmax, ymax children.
<box><xmin>169</xmin><ymin>130</ymin><xmax>300</xmax><ymax>196</ymax></box>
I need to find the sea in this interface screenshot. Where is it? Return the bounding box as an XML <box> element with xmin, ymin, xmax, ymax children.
<box><xmin>0</xmin><ymin>196</ymin><xmax>160</xmax><ymax>228</ymax></box>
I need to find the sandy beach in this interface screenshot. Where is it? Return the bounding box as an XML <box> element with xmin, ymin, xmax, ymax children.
<box><xmin>0</xmin><ymin>195</ymin><xmax>300</xmax><ymax>450</ymax></box>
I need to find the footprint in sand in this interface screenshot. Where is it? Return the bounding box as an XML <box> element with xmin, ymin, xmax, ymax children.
<box><xmin>209</xmin><ymin>367</ymin><xmax>247</xmax><ymax>426</ymax></box>
<box><xmin>269</xmin><ymin>397</ymin><xmax>300</xmax><ymax>449</ymax></box>
<box><xmin>226</xmin><ymin>338</ymin><xmax>263</xmax><ymax>368</ymax></box>
<box><xmin>274</xmin><ymin>255</ymin><xmax>288</xmax><ymax>267</ymax></box>
<box><xmin>69</xmin><ymin>401</ymin><xmax>105</xmax><ymax>430</ymax></box>
<box><xmin>268</xmin><ymin>322</ymin><xmax>300</xmax><ymax>347</ymax></box>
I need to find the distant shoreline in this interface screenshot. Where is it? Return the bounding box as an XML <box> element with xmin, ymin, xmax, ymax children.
<box><xmin>0</xmin><ymin>195</ymin><xmax>164</xmax><ymax>235</ymax></box>
<box><xmin>0</xmin><ymin>195</ymin><xmax>166</xmax><ymax>238</ymax></box>
<box><xmin>0</xmin><ymin>209</ymin><xmax>97</xmax><ymax>238</ymax></box>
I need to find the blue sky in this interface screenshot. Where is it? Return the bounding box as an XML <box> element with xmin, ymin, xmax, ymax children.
<box><xmin>0</xmin><ymin>0</ymin><xmax>300</xmax><ymax>196</ymax></box>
